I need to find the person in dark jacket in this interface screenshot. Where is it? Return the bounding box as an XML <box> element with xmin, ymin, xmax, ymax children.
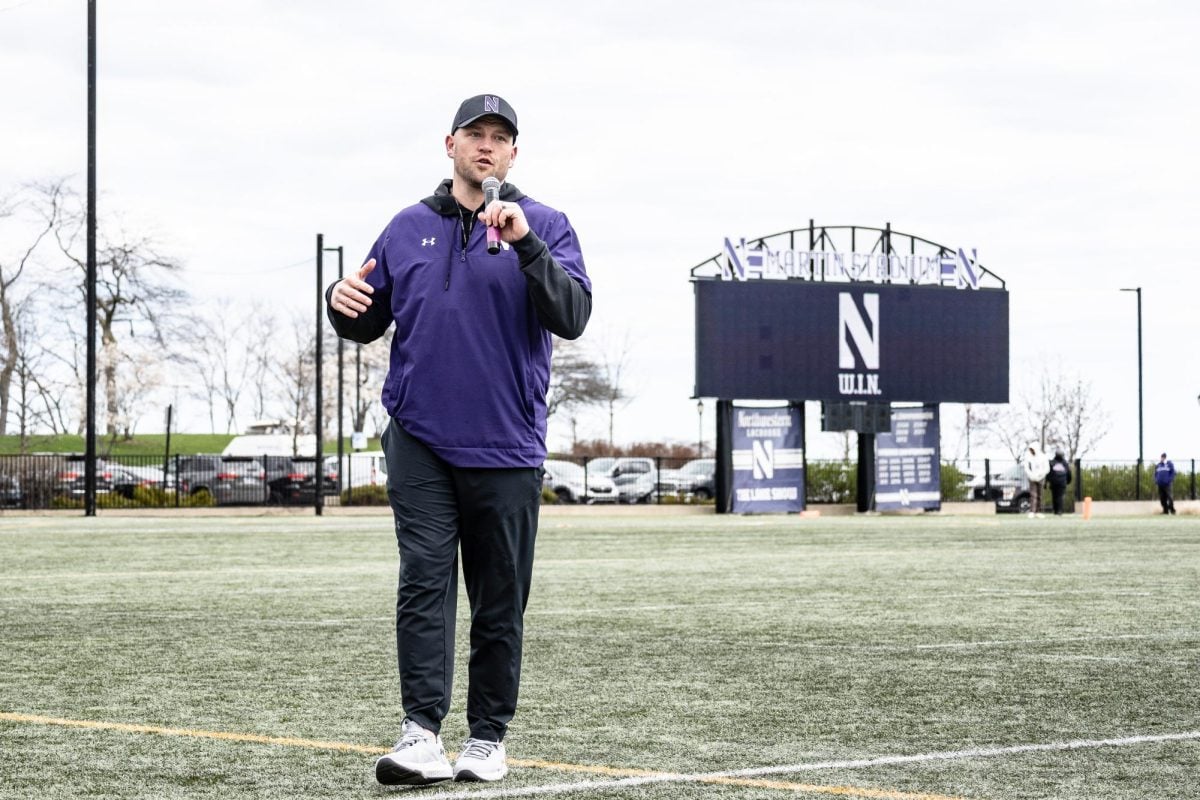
<box><xmin>1154</xmin><ymin>453</ymin><xmax>1176</xmax><ymax>515</ymax></box>
<box><xmin>1046</xmin><ymin>449</ymin><xmax>1072</xmax><ymax>515</ymax></box>
<box><xmin>326</xmin><ymin>94</ymin><xmax>591</xmax><ymax>786</ymax></box>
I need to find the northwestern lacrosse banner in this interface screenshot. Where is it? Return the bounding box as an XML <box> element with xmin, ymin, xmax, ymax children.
<box><xmin>875</xmin><ymin>405</ymin><xmax>940</xmax><ymax>511</ymax></box>
<box><xmin>693</xmin><ymin>279</ymin><xmax>1009</xmax><ymax>403</ymax></box>
<box><xmin>730</xmin><ymin>405</ymin><xmax>805</xmax><ymax>514</ymax></box>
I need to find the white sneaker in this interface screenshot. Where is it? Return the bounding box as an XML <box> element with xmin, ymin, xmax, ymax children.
<box><xmin>453</xmin><ymin>738</ymin><xmax>508</xmax><ymax>782</ymax></box>
<box><xmin>1027</xmin><ymin>511</ymin><xmax>1035</xmax><ymax>519</ymax></box>
<box><xmin>375</xmin><ymin>719</ymin><xmax>452</xmax><ymax>785</ymax></box>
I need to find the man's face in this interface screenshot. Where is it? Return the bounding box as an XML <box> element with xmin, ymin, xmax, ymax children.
<box><xmin>446</xmin><ymin>117</ymin><xmax>518</xmax><ymax>189</ymax></box>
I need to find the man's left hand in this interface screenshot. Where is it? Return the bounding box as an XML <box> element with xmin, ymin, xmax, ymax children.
<box><xmin>479</xmin><ymin>200</ymin><xmax>529</xmax><ymax>243</ymax></box>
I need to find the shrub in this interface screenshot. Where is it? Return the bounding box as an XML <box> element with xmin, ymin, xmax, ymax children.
<box><xmin>940</xmin><ymin>462</ymin><xmax>971</xmax><ymax>502</ymax></box>
<box><xmin>806</xmin><ymin>461</ymin><xmax>855</xmax><ymax>504</ymax></box>
<box><xmin>342</xmin><ymin>485</ymin><xmax>389</xmax><ymax>506</ymax></box>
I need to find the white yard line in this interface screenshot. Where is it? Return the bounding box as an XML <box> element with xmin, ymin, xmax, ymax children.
<box><xmin>416</xmin><ymin>731</ymin><xmax>1200</xmax><ymax>800</ymax></box>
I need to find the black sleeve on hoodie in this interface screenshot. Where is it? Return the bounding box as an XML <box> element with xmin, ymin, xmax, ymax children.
<box><xmin>324</xmin><ymin>281</ymin><xmax>394</xmax><ymax>344</ymax></box>
<box><xmin>512</xmin><ymin>231</ymin><xmax>591</xmax><ymax>340</ymax></box>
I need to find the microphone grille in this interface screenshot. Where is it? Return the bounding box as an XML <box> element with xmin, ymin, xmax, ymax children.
<box><xmin>481</xmin><ymin>176</ymin><xmax>501</xmax><ymax>190</ymax></box>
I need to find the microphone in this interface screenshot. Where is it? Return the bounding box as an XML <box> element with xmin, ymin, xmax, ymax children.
<box><xmin>482</xmin><ymin>176</ymin><xmax>502</xmax><ymax>255</ymax></box>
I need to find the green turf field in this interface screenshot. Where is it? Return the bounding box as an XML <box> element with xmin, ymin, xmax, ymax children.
<box><xmin>1</xmin><ymin>513</ymin><xmax>1197</xmax><ymax>799</ymax></box>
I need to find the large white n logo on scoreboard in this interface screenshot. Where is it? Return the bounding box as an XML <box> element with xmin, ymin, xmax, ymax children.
<box><xmin>839</xmin><ymin>292</ymin><xmax>880</xmax><ymax>370</ymax></box>
<box><xmin>751</xmin><ymin>440</ymin><xmax>774</xmax><ymax>480</ymax></box>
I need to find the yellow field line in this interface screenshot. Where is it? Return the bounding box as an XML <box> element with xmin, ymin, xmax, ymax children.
<box><xmin>0</xmin><ymin>712</ymin><xmax>389</xmax><ymax>755</ymax></box>
<box><xmin>0</xmin><ymin>712</ymin><xmax>971</xmax><ymax>800</ymax></box>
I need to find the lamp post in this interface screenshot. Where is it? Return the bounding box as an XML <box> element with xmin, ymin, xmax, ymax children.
<box><xmin>696</xmin><ymin>400</ymin><xmax>704</xmax><ymax>457</ymax></box>
<box><xmin>315</xmin><ymin>235</ymin><xmax>324</xmax><ymax>515</ymax></box>
<box><xmin>323</xmin><ymin>245</ymin><xmax>344</xmax><ymax>501</ymax></box>
<box><xmin>84</xmin><ymin>0</ymin><xmax>97</xmax><ymax>517</ymax></box>
<box><xmin>1121</xmin><ymin>287</ymin><xmax>1143</xmax><ymax>499</ymax></box>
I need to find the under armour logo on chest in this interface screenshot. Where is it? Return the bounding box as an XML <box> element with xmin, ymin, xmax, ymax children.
<box><xmin>422</xmin><ymin>237</ymin><xmax>437</xmax><ymax>247</ymax></box>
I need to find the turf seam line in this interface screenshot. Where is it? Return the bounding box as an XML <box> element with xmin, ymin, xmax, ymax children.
<box><xmin>0</xmin><ymin>712</ymin><xmax>968</xmax><ymax>799</ymax></box>
<box><xmin>414</xmin><ymin>730</ymin><xmax>1200</xmax><ymax>799</ymax></box>
<box><xmin>6</xmin><ymin>713</ymin><xmax>1198</xmax><ymax>799</ymax></box>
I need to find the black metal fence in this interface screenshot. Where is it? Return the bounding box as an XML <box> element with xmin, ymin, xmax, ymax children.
<box><xmin>1</xmin><ymin>453</ymin><xmax>1193</xmax><ymax>511</ymax></box>
<box><xmin>0</xmin><ymin>453</ymin><xmax>384</xmax><ymax>510</ymax></box>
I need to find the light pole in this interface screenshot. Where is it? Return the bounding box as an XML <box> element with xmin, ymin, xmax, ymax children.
<box><xmin>323</xmin><ymin>245</ymin><xmax>344</xmax><ymax>500</ymax></box>
<box><xmin>315</xmin><ymin>235</ymin><xmax>324</xmax><ymax>515</ymax></box>
<box><xmin>696</xmin><ymin>400</ymin><xmax>704</xmax><ymax>457</ymax></box>
<box><xmin>84</xmin><ymin>0</ymin><xmax>97</xmax><ymax>516</ymax></box>
<box><xmin>1121</xmin><ymin>287</ymin><xmax>1143</xmax><ymax>499</ymax></box>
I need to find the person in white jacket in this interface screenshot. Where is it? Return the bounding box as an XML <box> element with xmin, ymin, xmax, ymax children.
<box><xmin>1022</xmin><ymin>444</ymin><xmax>1050</xmax><ymax>518</ymax></box>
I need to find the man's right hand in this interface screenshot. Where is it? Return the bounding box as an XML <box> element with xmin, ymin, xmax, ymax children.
<box><xmin>330</xmin><ymin>259</ymin><xmax>377</xmax><ymax>318</ymax></box>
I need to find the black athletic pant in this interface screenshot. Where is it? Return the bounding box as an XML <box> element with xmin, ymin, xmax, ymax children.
<box><xmin>380</xmin><ymin>419</ymin><xmax>542</xmax><ymax>742</ymax></box>
<box><xmin>1158</xmin><ymin>484</ymin><xmax>1176</xmax><ymax>514</ymax></box>
<box><xmin>1050</xmin><ymin>484</ymin><xmax>1067</xmax><ymax>515</ymax></box>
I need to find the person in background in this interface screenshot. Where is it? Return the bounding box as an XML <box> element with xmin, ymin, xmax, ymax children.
<box><xmin>1154</xmin><ymin>453</ymin><xmax>1176</xmax><ymax>515</ymax></box>
<box><xmin>1022</xmin><ymin>444</ymin><xmax>1049</xmax><ymax>518</ymax></box>
<box><xmin>1046</xmin><ymin>449</ymin><xmax>1072</xmax><ymax>516</ymax></box>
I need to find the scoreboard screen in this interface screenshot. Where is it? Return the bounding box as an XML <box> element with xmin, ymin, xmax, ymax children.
<box><xmin>694</xmin><ymin>279</ymin><xmax>1009</xmax><ymax>402</ymax></box>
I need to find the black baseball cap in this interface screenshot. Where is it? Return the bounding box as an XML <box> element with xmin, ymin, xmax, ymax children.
<box><xmin>451</xmin><ymin>94</ymin><xmax>518</xmax><ymax>137</ymax></box>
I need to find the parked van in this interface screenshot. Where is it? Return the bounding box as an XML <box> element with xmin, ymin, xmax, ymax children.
<box><xmin>325</xmin><ymin>452</ymin><xmax>388</xmax><ymax>489</ymax></box>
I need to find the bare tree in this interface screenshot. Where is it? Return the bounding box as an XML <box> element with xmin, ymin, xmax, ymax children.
<box><xmin>275</xmin><ymin>312</ymin><xmax>316</xmax><ymax>455</ymax></box>
<box><xmin>9</xmin><ymin>299</ymin><xmax>47</xmax><ymax>451</ymax></box>
<box><xmin>49</xmin><ymin>185</ymin><xmax>189</xmax><ymax>437</ymax></box>
<box><xmin>111</xmin><ymin>346</ymin><xmax>163</xmax><ymax>441</ymax></box>
<box><xmin>245</xmin><ymin>300</ymin><xmax>281</xmax><ymax>424</ymax></box>
<box><xmin>977</xmin><ymin>366</ymin><xmax>1109</xmax><ymax>460</ymax></box>
<box><xmin>597</xmin><ymin>331</ymin><xmax>634</xmax><ymax>447</ymax></box>
<box><xmin>547</xmin><ymin>337</ymin><xmax>607</xmax><ymax>419</ymax></box>
<box><xmin>1056</xmin><ymin>375</ymin><xmax>1110</xmax><ymax>459</ymax></box>
<box><xmin>0</xmin><ymin>179</ymin><xmax>66</xmax><ymax>434</ymax></box>
<box><xmin>351</xmin><ymin>332</ymin><xmax>391</xmax><ymax>437</ymax></box>
<box><xmin>187</xmin><ymin>306</ymin><xmax>250</xmax><ymax>434</ymax></box>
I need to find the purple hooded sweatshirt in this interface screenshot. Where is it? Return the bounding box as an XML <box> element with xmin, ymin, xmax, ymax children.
<box><xmin>326</xmin><ymin>180</ymin><xmax>591</xmax><ymax>468</ymax></box>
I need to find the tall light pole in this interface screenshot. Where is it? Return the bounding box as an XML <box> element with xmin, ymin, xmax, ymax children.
<box><xmin>323</xmin><ymin>245</ymin><xmax>344</xmax><ymax>500</ymax></box>
<box><xmin>1121</xmin><ymin>287</ymin><xmax>1143</xmax><ymax>499</ymax></box>
<box><xmin>315</xmin><ymin>234</ymin><xmax>324</xmax><ymax>516</ymax></box>
<box><xmin>84</xmin><ymin>0</ymin><xmax>98</xmax><ymax>516</ymax></box>
<box><xmin>696</xmin><ymin>400</ymin><xmax>704</xmax><ymax>457</ymax></box>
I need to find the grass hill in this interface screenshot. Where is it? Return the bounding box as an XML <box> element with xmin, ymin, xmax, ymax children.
<box><xmin>0</xmin><ymin>434</ymin><xmax>379</xmax><ymax>456</ymax></box>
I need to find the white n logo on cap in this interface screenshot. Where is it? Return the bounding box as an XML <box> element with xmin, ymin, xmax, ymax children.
<box><xmin>484</xmin><ymin>96</ymin><xmax>500</xmax><ymax>113</ymax></box>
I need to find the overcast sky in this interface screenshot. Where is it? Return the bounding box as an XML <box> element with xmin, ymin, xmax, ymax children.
<box><xmin>3</xmin><ymin>0</ymin><xmax>1198</xmax><ymax>462</ymax></box>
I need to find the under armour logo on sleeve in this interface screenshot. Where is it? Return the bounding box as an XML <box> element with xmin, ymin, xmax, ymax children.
<box><xmin>422</xmin><ymin>237</ymin><xmax>437</xmax><ymax>247</ymax></box>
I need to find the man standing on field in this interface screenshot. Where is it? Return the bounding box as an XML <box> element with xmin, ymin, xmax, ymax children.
<box><xmin>326</xmin><ymin>94</ymin><xmax>591</xmax><ymax>785</ymax></box>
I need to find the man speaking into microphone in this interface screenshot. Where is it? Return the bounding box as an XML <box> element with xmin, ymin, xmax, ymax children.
<box><xmin>326</xmin><ymin>94</ymin><xmax>591</xmax><ymax>785</ymax></box>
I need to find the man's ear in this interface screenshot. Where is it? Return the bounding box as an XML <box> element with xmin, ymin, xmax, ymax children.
<box><xmin>445</xmin><ymin>134</ymin><xmax>455</xmax><ymax>158</ymax></box>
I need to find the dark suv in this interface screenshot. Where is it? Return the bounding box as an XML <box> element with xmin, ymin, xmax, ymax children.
<box><xmin>263</xmin><ymin>456</ymin><xmax>339</xmax><ymax>505</ymax></box>
<box><xmin>176</xmin><ymin>456</ymin><xmax>267</xmax><ymax>505</ymax></box>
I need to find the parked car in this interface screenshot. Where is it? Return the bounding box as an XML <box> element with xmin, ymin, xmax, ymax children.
<box><xmin>264</xmin><ymin>456</ymin><xmax>339</xmax><ymax>505</ymax></box>
<box><xmin>0</xmin><ymin>472</ymin><xmax>23</xmax><ymax>507</ymax></box>
<box><xmin>54</xmin><ymin>456</ymin><xmax>114</xmax><ymax>497</ymax></box>
<box><xmin>970</xmin><ymin>464</ymin><xmax>1031</xmax><ymax>513</ymax></box>
<box><xmin>585</xmin><ymin>457</ymin><xmax>617</xmax><ymax>479</ymax></box>
<box><xmin>176</xmin><ymin>455</ymin><xmax>267</xmax><ymax>505</ymax></box>
<box><xmin>664</xmin><ymin>458</ymin><xmax>715</xmax><ymax>500</ymax></box>
<box><xmin>325</xmin><ymin>452</ymin><xmax>388</xmax><ymax>489</ymax></box>
<box><xmin>542</xmin><ymin>459</ymin><xmax>617</xmax><ymax>504</ymax></box>
<box><xmin>109</xmin><ymin>464</ymin><xmax>169</xmax><ymax>500</ymax></box>
<box><xmin>608</xmin><ymin>457</ymin><xmax>679</xmax><ymax>504</ymax></box>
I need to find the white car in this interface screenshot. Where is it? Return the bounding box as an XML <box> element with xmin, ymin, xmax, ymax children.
<box><xmin>543</xmin><ymin>459</ymin><xmax>617</xmax><ymax>504</ymax></box>
<box><xmin>609</xmin><ymin>457</ymin><xmax>679</xmax><ymax>504</ymax></box>
<box><xmin>324</xmin><ymin>452</ymin><xmax>389</xmax><ymax>489</ymax></box>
